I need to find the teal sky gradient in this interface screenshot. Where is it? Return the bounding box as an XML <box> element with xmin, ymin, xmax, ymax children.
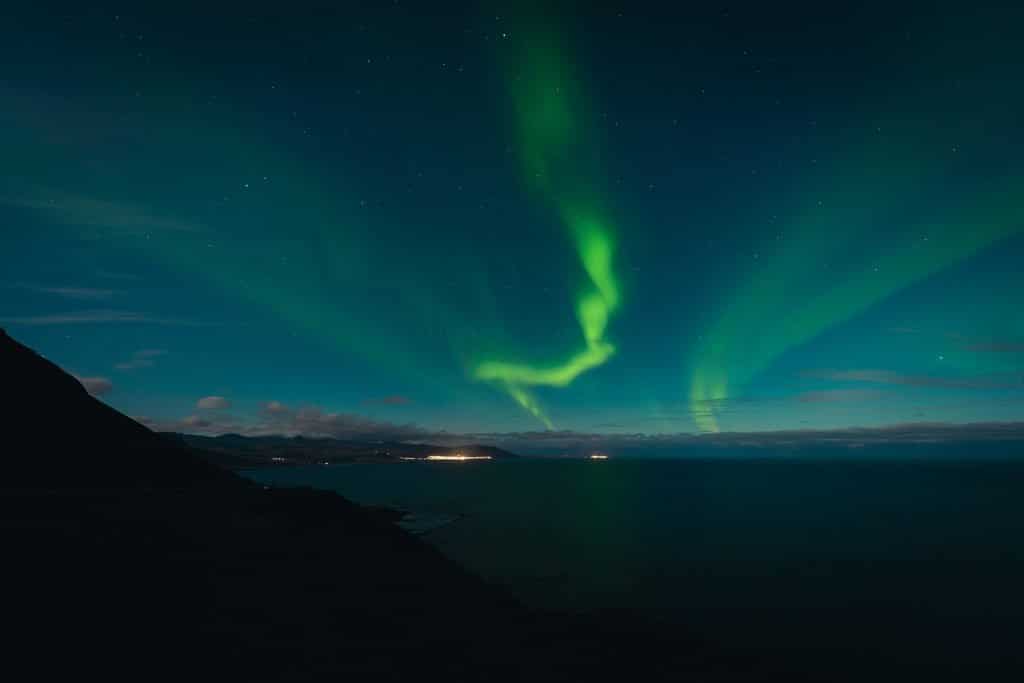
<box><xmin>2</xmin><ymin>2</ymin><xmax>1023</xmax><ymax>437</ymax></box>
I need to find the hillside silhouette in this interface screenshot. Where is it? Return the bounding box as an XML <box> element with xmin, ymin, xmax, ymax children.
<box><xmin>1</xmin><ymin>329</ymin><xmax>776</xmax><ymax>681</ymax></box>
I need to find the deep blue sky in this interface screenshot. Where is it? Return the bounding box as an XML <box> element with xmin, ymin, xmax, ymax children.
<box><xmin>3</xmin><ymin>1</ymin><xmax>1023</xmax><ymax>439</ymax></box>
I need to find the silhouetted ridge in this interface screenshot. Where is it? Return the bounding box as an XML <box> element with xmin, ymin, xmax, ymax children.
<box><xmin>1</xmin><ymin>328</ymin><xmax>227</xmax><ymax>487</ymax></box>
<box><xmin>2</xmin><ymin>329</ymin><xmax>781</xmax><ymax>681</ymax></box>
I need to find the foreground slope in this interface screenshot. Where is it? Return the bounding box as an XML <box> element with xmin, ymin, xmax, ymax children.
<box><xmin>2</xmin><ymin>329</ymin><xmax>226</xmax><ymax>488</ymax></box>
<box><xmin>1</xmin><ymin>329</ymin><xmax>771</xmax><ymax>681</ymax></box>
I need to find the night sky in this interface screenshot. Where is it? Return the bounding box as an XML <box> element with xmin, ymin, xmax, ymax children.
<box><xmin>4</xmin><ymin>2</ymin><xmax>1024</xmax><ymax>439</ymax></box>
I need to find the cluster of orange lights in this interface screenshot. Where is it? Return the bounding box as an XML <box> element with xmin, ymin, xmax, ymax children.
<box><xmin>424</xmin><ymin>453</ymin><xmax>492</xmax><ymax>461</ymax></box>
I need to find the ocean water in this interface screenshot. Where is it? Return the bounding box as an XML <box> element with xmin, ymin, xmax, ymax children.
<box><xmin>247</xmin><ymin>458</ymin><xmax>1024</xmax><ymax>672</ymax></box>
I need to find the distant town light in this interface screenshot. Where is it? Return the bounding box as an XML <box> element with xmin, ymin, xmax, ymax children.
<box><xmin>426</xmin><ymin>453</ymin><xmax>492</xmax><ymax>461</ymax></box>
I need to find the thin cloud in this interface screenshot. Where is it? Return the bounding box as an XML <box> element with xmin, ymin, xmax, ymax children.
<box><xmin>14</xmin><ymin>284</ymin><xmax>116</xmax><ymax>301</ymax></box>
<box><xmin>466</xmin><ymin>422</ymin><xmax>1024</xmax><ymax>454</ymax></box>
<box><xmin>796</xmin><ymin>389</ymin><xmax>886</xmax><ymax>403</ymax></box>
<box><xmin>962</xmin><ymin>342</ymin><xmax>1024</xmax><ymax>353</ymax></box>
<box><xmin>145</xmin><ymin>401</ymin><xmax>439</xmax><ymax>442</ymax></box>
<box><xmin>804</xmin><ymin>369</ymin><xmax>1022</xmax><ymax>390</ymax></box>
<box><xmin>362</xmin><ymin>394</ymin><xmax>413</xmax><ymax>406</ymax></box>
<box><xmin>0</xmin><ymin>310</ymin><xmax>204</xmax><ymax>326</ymax></box>
<box><xmin>1</xmin><ymin>192</ymin><xmax>201</xmax><ymax>235</ymax></box>
<box><xmin>115</xmin><ymin>359</ymin><xmax>154</xmax><ymax>371</ymax></box>
<box><xmin>74</xmin><ymin>375</ymin><xmax>113</xmax><ymax>397</ymax></box>
<box><xmin>135</xmin><ymin>401</ymin><xmax>1024</xmax><ymax>454</ymax></box>
<box><xmin>261</xmin><ymin>400</ymin><xmax>291</xmax><ymax>416</ymax></box>
<box><xmin>140</xmin><ymin>413</ymin><xmax>247</xmax><ymax>435</ymax></box>
<box><xmin>95</xmin><ymin>270</ymin><xmax>139</xmax><ymax>281</ymax></box>
<box><xmin>894</xmin><ymin>329</ymin><xmax>1024</xmax><ymax>354</ymax></box>
<box><xmin>196</xmin><ymin>396</ymin><xmax>231</xmax><ymax>411</ymax></box>
<box><xmin>115</xmin><ymin>348</ymin><xmax>167</xmax><ymax>371</ymax></box>
<box><xmin>286</xmin><ymin>406</ymin><xmax>434</xmax><ymax>441</ymax></box>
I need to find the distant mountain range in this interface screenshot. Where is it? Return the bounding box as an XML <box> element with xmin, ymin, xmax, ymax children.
<box><xmin>172</xmin><ymin>433</ymin><xmax>518</xmax><ymax>467</ymax></box>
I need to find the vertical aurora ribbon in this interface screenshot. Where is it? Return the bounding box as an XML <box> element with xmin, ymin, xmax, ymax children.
<box><xmin>473</xmin><ymin>12</ymin><xmax>621</xmax><ymax>427</ymax></box>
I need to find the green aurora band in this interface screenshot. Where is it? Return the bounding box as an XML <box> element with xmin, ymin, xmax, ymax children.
<box><xmin>2</xmin><ymin>89</ymin><xmax>506</xmax><ymax>398</ymax></box>
<box><xmin>683</xmin><ymin>13</ymin><xmax>1024</xmax><ymax>433</ymax></box>
<box><xmin>689</xmin><ymin>159</ymin><xmax>1024</xmax><ymax>433</ymax></box>
<box><xmin>472</xmin><ymin>19</ymin><xmax>621</xmax><ymax>428</ymax></box>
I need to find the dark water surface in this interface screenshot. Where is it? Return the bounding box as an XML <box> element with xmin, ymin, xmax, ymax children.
<box><xmin>248</xmin><ymin>458</ymin><xmax>1024</xmax><ymax>674</ymax></box>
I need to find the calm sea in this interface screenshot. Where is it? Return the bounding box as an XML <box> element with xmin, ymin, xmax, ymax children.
<box><xmin>247</xmin><ymin>458</ymin><xmax>1024</xmax><ymax>674</ymax></box>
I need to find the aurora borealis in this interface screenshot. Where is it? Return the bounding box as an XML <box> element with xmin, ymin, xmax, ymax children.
<box><xmin>3</xmin><ymin>2</ymin><xmax>1024</xmax><ymax>439</ymax></box>
<box><xmin>473</xmin><ymin>10</ymin><xmax>622</xmax><ymax>427</ymax></box>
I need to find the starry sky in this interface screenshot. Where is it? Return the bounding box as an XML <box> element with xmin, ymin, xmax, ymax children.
<box><xmin>3</xmin><ymin>1</ymin><xmax>1024</xmax><ymax>439</ymax></box>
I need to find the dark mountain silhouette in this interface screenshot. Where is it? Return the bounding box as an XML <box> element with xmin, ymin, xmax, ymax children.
<box><xmin>2</xmin><ymin>329</ymin><xmax>226</xmax><ymax>488</ymax></box>
<box><xmin>176</xmin><ymin>433</ymin><xmax>519</xmax><ymax>467</ymax></box>
<box><xmin>1</xmin><ymin>329</ymin><xmax>778</xmax><ymax>681</ymax></box>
